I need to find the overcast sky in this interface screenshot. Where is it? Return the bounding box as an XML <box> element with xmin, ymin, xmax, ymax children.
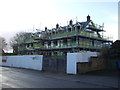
<box><xmin>0</xmin><ymin>0</ymin><xmax>119</xmax><ymax>45</ymax></box>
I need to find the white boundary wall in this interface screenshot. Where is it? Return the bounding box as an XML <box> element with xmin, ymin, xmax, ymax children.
<box><xmin>67</xmin><ymin>51</ymin><xmax>98</xmax><ymax>74</ymax></box>
<box><xmin>1</xmin><ymin>55</ymin><xmax>43</xmax><ymax>70</ymax></box>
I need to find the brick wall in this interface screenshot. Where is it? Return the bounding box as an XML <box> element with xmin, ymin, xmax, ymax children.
<box><xmin>77</xmin><ymin>57</ymin><xmax>106</xmax><ymax>74</ymax></box>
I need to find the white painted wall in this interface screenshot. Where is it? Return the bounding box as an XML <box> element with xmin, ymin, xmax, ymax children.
<box><xmin>67</xmin><ymin>51</ymin><xmax>98</xmax><ymax>74</ymax></box>
<box><xmin>2</xmin><ymin>55</ymin><xmax>43</xmax><ymax>70</ymax></box>
<box><xmin>67</xmin><ymin>53</ymin><xmax>77</xmax><ymax>74</ymax></box>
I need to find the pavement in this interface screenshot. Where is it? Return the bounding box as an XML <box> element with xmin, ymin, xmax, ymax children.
<box><xmin>1</xmin><ymin>66</ymin><xmax>120</xmax><ymax>88</ymax></box>
<box><xmin>38</xmin><ymin>70</ymin><xmax>119</xmax><ymax>88</ymax></box>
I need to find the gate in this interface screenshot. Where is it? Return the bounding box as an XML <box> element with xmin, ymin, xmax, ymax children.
<box><xmin>42</xmin><ymin>56</ymin><xmax>67</xmax><ymax>73</ymax></box>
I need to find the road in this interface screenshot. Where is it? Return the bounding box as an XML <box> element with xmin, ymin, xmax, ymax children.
<box><xmin>0</xmin><ymin>67</ymin><xmax>118</xmax><ymax>88</ymax></box>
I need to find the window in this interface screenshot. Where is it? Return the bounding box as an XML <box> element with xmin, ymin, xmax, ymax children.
<box><xmin>31</xmin><ymin>43</ymin><xmax>33</xmax><ymax>47</ymax></box>
<box><xmin>54</xmin><ymin>41</ymin><xmax>58</xmax><ymax>46</ymax></box>
<box><xmin>77</xmin><ymin>26</ymin><xmax>80</xmax><ymax>30</ymax></box>
<box><xmin>26</xmin><ymin>44</ymin><xmax>29</xmax><ymax>47</ymax></box>
<box><xmin>68</xmin><ymin>28</ymin><xmax>72</xmax><ymax>32</ymax></box>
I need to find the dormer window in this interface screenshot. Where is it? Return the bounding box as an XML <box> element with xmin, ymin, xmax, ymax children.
<box><xmin>77</xmin><ymin>26</ymin><xmax>80</xmax><ymax>30</ymax></box>
<box><xmin>56</xmin><ymin>31</ymin><xmax>58</xmax><ymax>34</ymax></box>
<box><xmin>76</xmin><ymin>22</ymin><xmax>82</xmax><ymax>30</ymax></box>
<box><xmin>58</xmin><ymin>29</ymin><xmax>63</xmax><ymax>33</ymax></box>
<box><xmin>52</xmin><ymin>31</ymin><xmax>55</xmax><ymax>35</ymax></box>
<box><xmin>52</xmin><ymin>29</ymin><xmax>55</xmax><ymax>35</ymax></box>
<box><xmin>58</xmin><ymin>27</ymin><xmax>64</xmax><ymax>33</ymax></box>
<box><xmin>68</xmin><ymin>28</ymin><xmax>72</xmax><ymax>32</ymax></box>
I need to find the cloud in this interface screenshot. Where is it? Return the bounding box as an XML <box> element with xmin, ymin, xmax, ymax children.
<box><xmin>104</xmin><ymin>24</ymin><xmax>118</xmax><ymax>41</ymax></box>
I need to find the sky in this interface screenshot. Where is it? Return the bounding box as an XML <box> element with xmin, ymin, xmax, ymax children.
<box><xmin>0</xmin><ymin>0</ymin><xmax>119</xmax><ymax>51</ymax></box>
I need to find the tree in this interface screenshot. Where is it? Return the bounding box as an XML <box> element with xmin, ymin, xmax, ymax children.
<box><xmin>0</xmin><ymin>36</ymin><xmax>7</xmax><ymax>54</ymax></box>
<box><xmin>10</xmin><ymin>32</ymin><xmax>32</xmax><ymax>54</ymax></box>
<box><xmin>100</xmin><ymin>40</ymin><xmax>120</xmax><ymax>60</ymax></box>
<box><xmin>99</xmin><ymin>47</ymin><xmax>110</xmax><ymax>60</ymax></box>
<box><xmin>10</xmin><ymin>32</ymin><xmax>32</xmax><ymax>47</ymax></box>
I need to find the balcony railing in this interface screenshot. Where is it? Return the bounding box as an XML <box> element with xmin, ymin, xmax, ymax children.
<box><xmin>51</xmin><ymin>30</ymin><xmax>77</xmax><ymax>39</ymax></box>
<box><xmin>50</xmin><ymin>29</ymin><xmax>112</xmax><ymax>41</ymax></box>
<box><xmin>18</xmin><ymin>47</ymin><xmax>27</xmax><ymax>51</ymax></box>
<box><xmin>51</xmin><ymin>30</ymin><xmax>104</xmax><ymax>40</ymax></box>
<box><xmin>50</xmin><ymin>41</ymin><xmax>103</xmax><ymax>49</ymax></box>
<box><xmin>34</xmin><ymin>43</ymin><xmax>45</xmax><ymax>49</ymax></box>
<box><xmin>18</xmin><ymin>41</ymin><xmax>104</xmax><ymax>51</ymax></box>
<box><xmin>88</xmin><ymin>24</ymin><xmax>103</xmax><ymax>30</ymax></box>
<box><xmin>33</xmin><ymin>34</ymin><xmax>39</xmax><ymax>39</ymax></box>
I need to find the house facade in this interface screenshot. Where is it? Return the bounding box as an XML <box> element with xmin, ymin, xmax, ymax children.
<box><xmin>17</xmin><ymin>15</ymin><xmax>113</xmax><ymax>56</ymax></box>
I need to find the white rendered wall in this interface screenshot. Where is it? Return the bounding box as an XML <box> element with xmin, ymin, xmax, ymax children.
<box><xmin>2</xmin><ymin>55</ymin><xmax>43</xmax><ymax>70</ymax></box>
<box><xmin>67</xmin><ymin>53</ymin><xmax>78</xmax><ymax>74</ymax></box>
<box><xmin>67</xmin><ymin>51</ymin><xmax>98</xmax><ymax>74</ymax></box>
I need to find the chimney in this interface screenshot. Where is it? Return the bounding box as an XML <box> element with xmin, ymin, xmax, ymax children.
<box><xmin>45</xmin><ymin>27</ymin><xmax>47</xmax><ymax>31</ymax></box>
<box><xmin>56</xmin><ymin>23</ymin><xmax>59</xmax><ymax>28</ymax></box>
<box><xmin>87</xmin><ymin>15</ymin><xmax>90</xmax><ymax>21</ymax></box>
<box><xmin>69</xmin><ymin>20</ymin><xmax>73</xmax><ymax>25</ymax></box>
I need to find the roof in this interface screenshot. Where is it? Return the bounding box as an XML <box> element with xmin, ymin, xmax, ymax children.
<box><xmin>50</xmin><ymin>21</ymin><xmax>90</xmax><ymax>32</ymax></box>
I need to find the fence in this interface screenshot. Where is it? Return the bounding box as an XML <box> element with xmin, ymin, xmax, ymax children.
<box><xmin>42</xmin><ymin>56</ymin><xmax>67</xmax><ymax>73</ymax></box>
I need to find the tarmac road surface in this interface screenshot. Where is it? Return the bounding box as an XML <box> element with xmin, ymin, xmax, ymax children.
<box><xmin>1</xmin><ymin>67</ymin><xmax>119</xmax><ymax>88</ymax></box>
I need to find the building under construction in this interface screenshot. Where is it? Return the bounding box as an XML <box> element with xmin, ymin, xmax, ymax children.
<box><xmin>16</xmin><ymin>15</ymin><xmax>113</xmax><ymax>56</ymax></box>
